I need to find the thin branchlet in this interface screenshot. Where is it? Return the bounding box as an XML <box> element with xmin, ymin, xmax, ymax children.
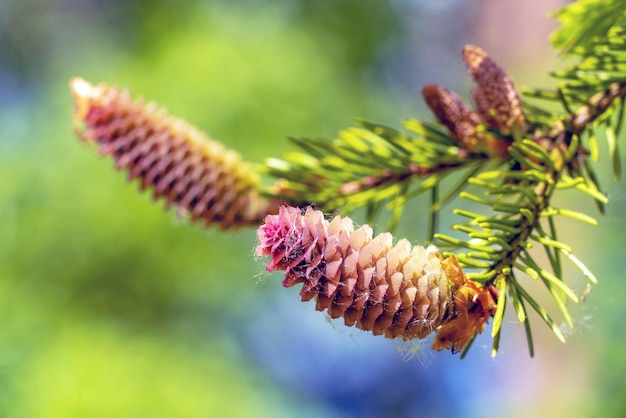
<box><xmin>490</xmin><ymin>83</ymin><xmax>626</xmax><ymax>283</ymax></box>
<box><xmin>571</xmin><ymin>82</ymin><xmax>626</xmax><ymax>134</ymax></box>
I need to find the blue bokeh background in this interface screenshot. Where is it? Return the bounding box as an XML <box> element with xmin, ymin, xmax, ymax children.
<box><xmin>0</xmin><ymin>0</ymin><xmax>624</xmax><ymax>416</ymax></box>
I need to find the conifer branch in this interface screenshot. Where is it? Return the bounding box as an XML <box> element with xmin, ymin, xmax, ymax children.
<box><xmin>69</xmin><ymin>0</ymin><xmax>626</xmax><ymax>357</ymax></box>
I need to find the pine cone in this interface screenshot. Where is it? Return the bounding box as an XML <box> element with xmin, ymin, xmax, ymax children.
<box><xmin>422</xmin><ymin>83</ymin><xmax>482</xmax><ymax>151</ymax></box>
<box><xmin>70</xmin><ymin>77</ymin><xmax>271</xmax><ymax>229</ymax></box>
<box><xmin>462</xmin><ymin>45</ymin><xmax>525</xmax><ymax>135</ymax></box>
<box><xmin>256</xmin><ymin>205</ymin><xmax>496</xmax><ymax>352</ymax></box>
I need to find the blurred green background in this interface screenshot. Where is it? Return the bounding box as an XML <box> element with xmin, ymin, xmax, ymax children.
<box><xmin>1</xmin><ymin>0</ymin><xmax>625</xmax><ymax>417</ymax></box>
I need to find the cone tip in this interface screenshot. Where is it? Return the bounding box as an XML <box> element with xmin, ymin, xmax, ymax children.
<box><xmin>70</xmin><ymin>77</ymin><xmax>94</xmax><ymax>99</ymax></box>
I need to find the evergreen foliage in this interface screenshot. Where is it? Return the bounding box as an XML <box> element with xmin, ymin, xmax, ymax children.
<box><xmin>72</xmin><ymin>0</ymin><xmax>626</xmax><ymax>357</ymax></box>
<box><xmin>259</xmin><ymin>0</ymin><xmax>626</xmax><ymax>357</ymax></box>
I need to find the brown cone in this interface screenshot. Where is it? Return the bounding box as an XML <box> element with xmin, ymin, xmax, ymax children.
<box><xmin>422</xmin><ymin>83</ymin><xmax>482</xmax><ymax>150</ymax></box>
<box><xmin>462</xmin><ymin>45</ymin><xmax>525</xmax><ymax>135</ymax></box>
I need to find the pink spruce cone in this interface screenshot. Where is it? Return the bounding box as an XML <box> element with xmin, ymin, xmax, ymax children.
<box><xmin>256</xmin><ymin>206</ymin><xmax>497</xmax><ymax>352</ymax></box>
<box><xmin>70</xmin><ymin>77</ymin><xmax>272</xmax><ymax>229</ymax></box>
<box><xmin>462</xmin><ymin>45</ymin><xmax>525</xmax><ymax>135</ymax></box>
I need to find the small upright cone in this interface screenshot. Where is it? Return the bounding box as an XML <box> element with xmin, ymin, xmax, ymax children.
<box><xmin>422</xmin><ymin>83</ymin><xmax>482</xmax><ymax>150</ymax></box>
<box><xmin>462</xmin><ymin>45</ymin><xmax>525</xmax><ymax>135</ymax></box>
